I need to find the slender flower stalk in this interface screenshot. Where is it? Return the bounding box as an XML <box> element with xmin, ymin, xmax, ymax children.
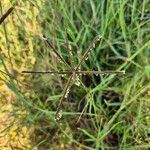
<box><xmin>43</xmin><ymin>37</ymin><xmax>71</xmax><ymax>69</ymax></box>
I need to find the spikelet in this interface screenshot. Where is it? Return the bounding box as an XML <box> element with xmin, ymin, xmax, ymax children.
<box><xmin>75</xmin><ymin>75</ymin><xmax>80</xmax><ymax>86</ymax></box>
<box><xmin>55</xmin><ymin>111</ymin><xmax>62</xmax><ymax>121</ymax></box>
<box><xmin>65</xmin><ymin>88</ymin><xmax>70</xmax><ymax>98</ymax></box>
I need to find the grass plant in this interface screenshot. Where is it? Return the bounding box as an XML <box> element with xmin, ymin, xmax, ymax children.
<box><xmin>0</xmin><ymin>0</ymin><xmax>150</xmax><ymax>149</ymax></box>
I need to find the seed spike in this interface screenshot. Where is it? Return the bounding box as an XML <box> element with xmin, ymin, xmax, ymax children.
<box><xmin>43</xmin><ymin>37</ymin><xmax>71</xmax><ymax>69</ymax></box>
<box><xmin>22</xmin><ymin>70</ymin><xmax>125</xmax><ymax>75</ymax></box>
<box><xmin>75</xmin><ymin>35</ymin><xmax>102</xmax><ymax>70</ymax></box>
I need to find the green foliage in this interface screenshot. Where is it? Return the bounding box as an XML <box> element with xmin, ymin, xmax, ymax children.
<box><xmin>0</xmin><ymin>0</ymin><xmax>150</xmax><ymax>149</ymax></box>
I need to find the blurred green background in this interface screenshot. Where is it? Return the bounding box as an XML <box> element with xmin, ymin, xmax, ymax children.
<box><xmin>0</xmin><ymin>0</ymin><xmax>150</xmax><ymax>149</ymax></box>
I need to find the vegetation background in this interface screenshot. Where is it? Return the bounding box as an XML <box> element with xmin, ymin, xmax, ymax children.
<box><xmin>0</xmin><ymin>0</ymin><xmax>150</xmax><ymax>149</ymax></box>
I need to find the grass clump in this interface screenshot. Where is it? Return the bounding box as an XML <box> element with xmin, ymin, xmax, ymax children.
<box><xmin>0</xmin><ymin>0</ymin><xmax>150</xmax><ymax>149</ymax></box>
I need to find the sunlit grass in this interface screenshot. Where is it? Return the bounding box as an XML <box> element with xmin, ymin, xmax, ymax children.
<box><xmin>0</xmin><ymin>0</ymin><xmax>150</xmax><ymax>149</ymax></box>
